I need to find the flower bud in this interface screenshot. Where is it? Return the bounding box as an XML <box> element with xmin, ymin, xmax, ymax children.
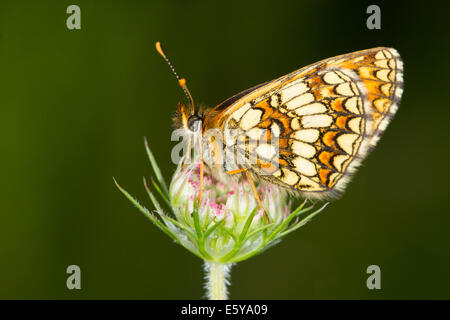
<box><xmin>116</xmin><ymin>142</ymin><xmax>327</xmax><ymax>264</ymax></box>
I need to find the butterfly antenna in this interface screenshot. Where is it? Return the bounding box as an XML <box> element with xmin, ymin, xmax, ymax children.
<box><xmin>155</xmin><ymin>41</ymin><xmax>195</xmax><ymax>109</ymax></box>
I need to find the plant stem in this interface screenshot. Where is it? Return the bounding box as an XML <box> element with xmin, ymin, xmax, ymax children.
<box><xmin>204</xmin><ymin>261</ymin><xmax>231</xmax><ymax>300</ymax></box>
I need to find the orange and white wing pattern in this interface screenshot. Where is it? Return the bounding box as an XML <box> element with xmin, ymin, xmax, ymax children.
<box><xmin>215</xmin><ymin>47</ymin><xmax>403</xmax><ymax>197</ymax></box>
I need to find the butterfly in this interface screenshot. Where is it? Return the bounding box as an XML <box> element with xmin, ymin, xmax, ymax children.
<box><xmin>156</xmin><ymin>42</ymin><xmax>403</xmax><ymax>207</ymax></box>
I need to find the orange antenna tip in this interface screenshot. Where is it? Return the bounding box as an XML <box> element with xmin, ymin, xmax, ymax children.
<box><xmin>155</xmin><ymin>42</ymin><xmax>195</xmax><ymax>108</ymax></box>
<box><xmin>155</xmin><ymin>41</ymin><xmax>166</xmax><ymax>58</ymax></box>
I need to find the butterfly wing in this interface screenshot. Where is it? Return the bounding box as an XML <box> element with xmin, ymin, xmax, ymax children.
<box><xmin>218</xmin><ymin>47</ymin><xmax>403</xmax><ymax>197</ymax></box>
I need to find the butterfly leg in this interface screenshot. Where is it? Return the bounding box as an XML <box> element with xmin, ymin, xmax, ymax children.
<box><xmin>225</xmin><ymin>168</ymin><xmax>248</xmax><ymax>175</ymax></box>
<box><xmin>197</xmin><ymin>133</ymin><xmax>205</xmax><ymax>208</ymax></box>
<box><xmin>225</xmin><ymin>168</ymin><xmax>269</xmax><ymax>222</ymax></box>
<box><xmin>182</xmin><ymin>136</ymin><xmax>191</xmax><ymax>169</ymax></box>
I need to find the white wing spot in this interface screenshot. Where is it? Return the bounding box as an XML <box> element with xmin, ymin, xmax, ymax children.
<box><xmin>337</xmin><ymin>133</ymin><xmax>359</xmax><ymax>155</ymax></box>
<box><xmin>298</xmin><ymin>176</ymin><xmax>321</xmax><ymax>189</ymax></box>
<box><xmin>332</xmin><ymin>154</ymin><xmax>348</xmax><ymax>172</ymax></box>
<box><xmin>285</xmin><ymin>93</ymin><xmax>315</xmax><ymax>110</ymax></box>
<box><xmin>293</xmin><ymin>157</ymin><xmax>317</xmax><ymax>176</ymax></box>
<box><xmin>294</xmin><ymin>102</ymin><xmax>327</xmax><ymax>116</ymax></box>
<box><xmin>301</xmin><ymin>114</ymin><xmax>333</xmax><ymax>128</ymax></box>
<box><xmin>280</xmin><ymin>169</ymin><xmax>299</xmax><ymax>185</ymax></box>
<box><xmin>232</xmin><ymin>103</ymin><xmax>251</xmax><ymax>121</ymax></box>
<box><xmin>375</xmin><ymin>51</ymin><xmax>387</xmax><ymax>60</ymax></box>
<box><xmin>344</xmin><ymin>96</ymin><xmax>361</xmax><ymax>114</ymax></box>
<box><xmin>270</xmin><ymin>95</ymin><xmax>280</xmax><ymax>107</ymax></box>
<box><xmin>271</xmin><ymin>122</ymin><xmax>281</xmax><ymax>137</ymax></box>
<box><xmin>291</xmin><ymin>118</ymin><xmax>301</xmax><ymax>130</ymax></box>
<box><xmin>375</xmin><ymin>59</ymin><xmax>390</xmax><ymax>69</ymax></box>
<box><xmin>255</xmin><ymin>144</ymin><xmax>277</xmax><ymax>160</ymax></box>
<box><xmin>323</xmin><ymin>71</ymin><xmax>345</xmax><ymax>84</ymax></box>
<box><xmin>376</xmin><ymin>69</ymin><xmax>390</xmax><ymax>82</ymax></box>
<box><xmin>347</xmin><ymin>117</ymin><xmax>362</xmax><ymax>134</ymax></box>
<box><xmin>382</xmin><ymin>49</ymin><xmax>393</xmax><ymax>59</ymax></box>
<box><xmin>335</xmin><ymin>82</ymin><xmax>357</xmax><ymax>96</ymax></box>
<box><xmin>280</xmin><ymin>82</ymin><xmax>309</xmax><ymax>103</ymax></box>
<box><xmin>244</xmin><ymin>127</ymin><xmax>265</xmax><ymax>140</ymax></box>
<box><xmin>292</xmin><ymin>141</ymin><xmax>316</xmax><ymax>158</ymax></box>
<box><xmin>240</xmin><ymin>108</ymin><xmax>262</xmax><ymax>130</ymax></box>
<box><xmin>293</xmin><ymin>129</ymin><xmax>319</xmax><ymax>143</ymax></box>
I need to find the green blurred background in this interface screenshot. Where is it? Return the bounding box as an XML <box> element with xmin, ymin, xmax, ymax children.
<box><xmin>0</xmin><ymin>0</ymin><xmax>449</xmax><ymax>299</ymax></box>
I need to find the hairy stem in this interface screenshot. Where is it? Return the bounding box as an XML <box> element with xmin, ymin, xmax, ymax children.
<box><xmin>204</xmin><ymin>261</ymin><xmax>232</xmax><ymax>300</ymax></box>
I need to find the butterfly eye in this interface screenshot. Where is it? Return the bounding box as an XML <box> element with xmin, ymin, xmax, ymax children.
<box><xmin>187</xmin><ymin>115</ymin><xmax>202</xmax><ymax>132</ymax></box>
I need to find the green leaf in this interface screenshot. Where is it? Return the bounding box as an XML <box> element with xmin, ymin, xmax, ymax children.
<box><xmin>216</xmin><ymin>225</ymin><xmax>241</xmax><ymax>263</ymax></box>
<box><xmin>192</xmin><ymin>200</ymin><xmax>202</xmax><ymax>239</ymax></box>
<box><xmin>142</xmin><ymin>177</ymin><xmax>163</xmax><ymax>213</ymax></box>
<box><xmin>144</xmin><ymin>137</ymin><xmax>169</xmax><ymax>196</ymax></box>
<box><xmin>265</xmin><ymin>200</ymin><xmax>310</xmax><ymax>243</ymax></box>
<box><xmin>218</xmin><ymin>224</ymin><xmax>238</xmax><ymax>242</ymax></box>
<box><xmin>114</xmin><ymin>177</ymin><xmax>204</xmax><ymax>259</ymax></box>
<box><xmin>278</xmin><ymin>203</ymin><xmax>329</xmax><ymax>238</ymax></box>
<box><xmin>204</xmin><ymin>219</ymin><xmax>224</xmax><ymax>240</ymax></box>
<box><xmin>144</xmin><ymin>176</ymin><xmax>171</xmax><ymax>208</ymax></box>
<box><xmin>113</xmin><ymin>177</ymin><xmax>177</xmax><ymax>241</ymax></box>
<box><xmin>238</xmin><ymin>207</ymin><xmax>258</xmax><ymax>243</ymax></box>
<box><xmin>158</xmin><ymin>212</ymin><xmax>196</xmax><ymax>240</ymax></box>
<box><xmin>229</xmin><ymin>239</ymin><xmax>281</xmax><ymax>264</ymax></box>
<box><xmin>246</xmin><ymin>223</ymin><xmax>276</xmax><ymax>239</ymax></box>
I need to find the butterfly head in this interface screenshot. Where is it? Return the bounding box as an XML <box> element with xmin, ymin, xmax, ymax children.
<box><xmin>174</xmin><ymin>99</ymin><xmax>203</xmax><ymax>134</ymax></box>
<box><xmin>187</xmin><ymin>113</ymin><xmax>203</xmax><ymax>132</ymax></box>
